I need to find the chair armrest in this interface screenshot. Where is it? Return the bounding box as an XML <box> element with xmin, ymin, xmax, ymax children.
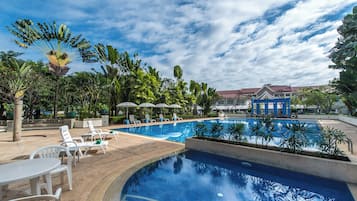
<box><xmin>9</xmin><ymin>188</ymin><xmax>62</xmax><ymax>201</ymax></box>
<box><xmin>88</xmin><ymin>132</ymin><xmax>104</xmax><ymax>141</ymax></box>
<box><xmin>60</xmin><ymin>141</ymin><xmax>78</xmax><ymax>149</ymax></box>
<box><xmin>72</xmin><ymin>137</ymin><xmax>84</xmax><ymax>143</ymax></box>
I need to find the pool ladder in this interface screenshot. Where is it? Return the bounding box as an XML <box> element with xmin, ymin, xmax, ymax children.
<box><xmin>122</xmin><ymin>194</ymin><xmax>158</xmax><ymax>201</ymax></box>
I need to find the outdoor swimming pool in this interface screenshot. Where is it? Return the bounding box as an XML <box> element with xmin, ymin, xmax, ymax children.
<box><xmin>116</xmin><ymin>118</ymin><xmax>322</xmax><ymax>150</ymax></box>
<box><xmin>121</xmin><ymin>150</ymin><xmax>354</xmax><ymax>201</ymax></box>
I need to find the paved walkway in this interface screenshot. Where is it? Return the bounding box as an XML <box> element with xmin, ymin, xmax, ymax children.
<box><xmin>0</xmin><ymin>119</ymin><xmax>356</xmax><ymax>200</ymax></box>
<box><xmin>0</xmin><ymin>123</ymin><xmax>185</xmax><ymax>201</ymax></box>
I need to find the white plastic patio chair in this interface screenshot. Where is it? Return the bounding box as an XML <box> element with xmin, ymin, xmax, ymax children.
<box><xmin>82</xmin><ymin>120</ymin><xmax>118</xmax><ymax>142</ymax></box>
<box><xmin>8</xmin><ymin>188</ymin><xmax>62</xmax><ymax>201</ymax></box>
<box><xmin>59</xmin><ymin>125</ymin><xmax>108</xmax><ymax>156</ymax></box>
<box><xmin>30</xmin><ymin>145</ymin><xmax>73</xmax><ymax>192</ymax></box>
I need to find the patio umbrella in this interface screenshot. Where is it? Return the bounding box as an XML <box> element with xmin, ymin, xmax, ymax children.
<box><xmin>117</xmin><ymin>102</ymin><xmax>138</xmax><ymax>119</ymax></box>
<box><xmin>155</xmin><ymin>103</ymin><xmax>169</xmax><ymax>108</ymax></box>
<box><xmin>168</xmin><ymin>104</ymin><xmax>181</xmax><ymax>113</ymax></box>
<box><xmin>168</xmin><ymin>104</ymin><xmax>181</xmax><ymax>109</ymax></box>
<box><xmin>139</xmin><ymin>102</ymin><xmax>156</xmax><ymax>119</ymax></box>
<box><xmin>139</xmin><ymin>102</ymin><xmax>156</xmax><ymax>108</ymax></box>
<box><xmin>155</xmin><ymin>103</ymin><xmax>169</xmax><ymax>114</ymax></box>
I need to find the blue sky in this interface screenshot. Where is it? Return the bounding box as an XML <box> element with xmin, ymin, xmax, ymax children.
<box><xmin>0</xmin><ymin>0</ymin><xmax>356</xmax><ymax>90</ymax></box>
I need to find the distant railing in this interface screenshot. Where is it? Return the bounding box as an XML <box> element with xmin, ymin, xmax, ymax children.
<box><xmin>0</xmin><ymin>120</ymin><xmax>6</xmax><ymax>126</ymax></box>
<box><xmin>22</xmin><ymin>119</ymin><xmax>64</xmax><ymax>125</ymax></box>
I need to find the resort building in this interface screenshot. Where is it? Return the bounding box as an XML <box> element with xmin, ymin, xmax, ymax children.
<box><xmin>215</xmin><ymin>84</ymin><xmax>329</xmax><ymax>113</ymax></box>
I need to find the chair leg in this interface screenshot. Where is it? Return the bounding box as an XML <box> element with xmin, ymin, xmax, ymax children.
<box><xmin>67</xmin><ymin>169</ymin><xmax>72</xmax><ymax>190</ymax></box>
<box><xmin>101</xmin><ymin>145</ymin><xmax>106</xmax><ymax>154</ymax></box>
<box><xmin>44</xmin><ymin>174</ymin><xmax>53</xmax><ymax>194</ymax></box>
<box><xmin>60</xmin><ymin>172</ymin><xmax>65</xmax><ymax>188</ymax></box>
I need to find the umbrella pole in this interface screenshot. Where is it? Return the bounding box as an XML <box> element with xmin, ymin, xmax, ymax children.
<box><xmin>126</xmin><ymin>107</ymin><xmax>128</xmax><ymax>120</ymax></box>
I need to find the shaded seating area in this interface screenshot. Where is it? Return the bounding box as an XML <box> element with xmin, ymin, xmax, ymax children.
<box><xmin>143</xmin><ymin>114</ymin><xmax>156</xmax><ymax>123</ymax></box>
<box><xmin>129</xmin><ymin>115</ymin><xmax>141</xmax><ymax>124</ymax></box>
<box><xmin>172</xmin><ymin>113</ymin><xmax>183</xmax><ymax>121</ymax></box>
<box><xmin>158</xmin><ymin>114</ymin><xmax>170</xmax><ymax>122</ymax></box>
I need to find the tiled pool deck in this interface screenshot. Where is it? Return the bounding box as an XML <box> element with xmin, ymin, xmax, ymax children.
<box><xmin>0</xmin><ymin>119</ymin><xmax>356</xmax><ymax>201</ymax></box>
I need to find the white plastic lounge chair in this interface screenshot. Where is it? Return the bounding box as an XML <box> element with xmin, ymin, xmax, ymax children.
<box><xmin>144</xmin><ymin>114</ymin><xmax>156</xmax><ymax>123</ymax></box>
<box><xmin>30</xmin><ymin>146</ymin><xmax>72</xmax><ymax>192</ymax></box>
<box><xmin>172</xmin><ymin>113</ymin><xmax>183</xmax><ymax>121</ymax></box>
<box><xmin>159</xmin><ymin>114</ymin><xmax>169</xmax><ymax>122</ymax></box>
<box><xmin>59</xmin><ymin>125</ymin><xmax>108</xmax><ymax>156</ymax></box>
<box><xmin>81</xmin><ymin>120</ymin><xmax>118</xmax><ymax>142</ymax></box>
<box><xmin>129</xmin><ymin>115</ymin><xmax>141</xmax><ymax>124</ymax></box>
<box><xmin>9</xmin><ymin>188</ymin><xmax>62</xmax><ymax>201</ymax></box>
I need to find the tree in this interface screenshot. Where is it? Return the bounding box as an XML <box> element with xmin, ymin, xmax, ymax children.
<box><xmin>173</xmin><ymin>65</ymin><xmax>183</xmax><ymax>80</ymax></box>
<box><xmin>329</xmin><ymin>7</ymin><xmax>357</xmax><ymax>115</ymax></box>
<box><xmin>189</xmin><ymin>80</ymin><xmax>201</xmax><ymax>115</ymax></box>
<box><xmin>0</xmin><ymin>58</ymin><xmax>34</xmax><ymax>141</ymax></box>
<box><xmin>197</xmin><ymin>83</ymin><xmax>219</xmax><ymax>115</ymax></box>
<box><xmin>302</xmin><ymin>89</ymin><xmax>338</xmax><ymax>114</ymax></box>
<box><xmin>94</xmin><ymin>44</ymin><xmax>123</xmax><ymax>116</ymax></box>
<box><xmin>8</xmin><ymin>19</ymin><xmax>95</xmax><ymax>118</ymax></box>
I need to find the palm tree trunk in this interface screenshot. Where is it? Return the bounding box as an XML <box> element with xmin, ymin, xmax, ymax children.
<box><xmin>53</xmin><ymin>77</ymin><xmax>59</xmax><ymax>118</ymax></box>
<box><xmin>13</xmin><ymin>98</ymin><xmax>23</xmax><ymax>142</ymax></box>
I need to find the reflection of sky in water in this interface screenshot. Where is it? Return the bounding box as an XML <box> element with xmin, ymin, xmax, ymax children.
<box><xmin>116</xmin><ymin>118</ymin><xmax>322</xmax><ymax>151</ymax></box>
<box><xmin>121</xmin><ymin>151</ymin><xmax>353</xmax><ymax>201</ymax></box>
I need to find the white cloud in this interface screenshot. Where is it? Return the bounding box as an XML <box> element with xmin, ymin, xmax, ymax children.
<box><xmin>0</xmin><ymin>0</ymin><xmax>356</xmax><ymax>90</ymax></box>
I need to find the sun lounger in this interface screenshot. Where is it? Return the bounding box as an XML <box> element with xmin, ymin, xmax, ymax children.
<box><xmin>81</xmin><ymin>120</ymin><xmax>119</xmax><ymax>142</ymax></box>
<box><xmin>59</xmin><ymin>125</ymin><xmax>108</xmax><ymax>156</ymax></box>
<box><xmin>144</xmin><ymin>114</ymin><xmax>156</xmax><ymax>123</ymax></box>
<box><xmin>129</xmin><ymin>114</ymin><xmax>141</xmax><ymax>124</ymax></box>
<box><xmin>172</xmin><ymin>113</ymin><xmax>183</xmax><ymax>121</ymax></box>
<box><xmin>159</xmin><ymin>114</ymin><xmax>169</xmax><ymax>122</ymax></box>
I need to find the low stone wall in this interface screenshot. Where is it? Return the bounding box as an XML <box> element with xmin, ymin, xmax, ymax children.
<box><xmin>186</xmin><ymin>138</ymin><xmax>357</xmax><ymax>184</ymax></box>
<box><xmin>74</xmin><ymin>118</ymin><xmax>102</xmax><ymax>128</ymax></box>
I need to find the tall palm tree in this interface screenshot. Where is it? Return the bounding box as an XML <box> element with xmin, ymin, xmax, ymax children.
<box><xmin>189</xmin><ymin>80</ymin><xmax>201</xmax><ymax>115</ymax></box>
<box><xmin>0</xmin><ymin>59</ymin><xmax>34</xmax><ymax>141</ymax></box>
<box><xmin>8</xmin><ymin>19</ymin><xmax>95</xmax><ymax>118</ymax></box>
<box><xmin>94</xmin><ymin>44</ymin><xmax>124</xmax><ymax>116</ymax></box>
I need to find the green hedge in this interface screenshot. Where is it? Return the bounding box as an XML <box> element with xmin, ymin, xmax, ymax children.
<box><xmin>110</xmin><ymin>115</ymin><xmax>126</xmax><ymax>124</ymax></box>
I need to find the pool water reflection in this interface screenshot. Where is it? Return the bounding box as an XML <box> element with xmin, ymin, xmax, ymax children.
<box><xmin>121</xmin><ymin>150</ymin><xmax>353</xmax><ymax>201</ymax></box>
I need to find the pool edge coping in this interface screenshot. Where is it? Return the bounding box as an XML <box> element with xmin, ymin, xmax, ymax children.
<box><xmin>87</xmin><ymin>143</ymin><xmax>186</xmax><ymax>201</ymax></box>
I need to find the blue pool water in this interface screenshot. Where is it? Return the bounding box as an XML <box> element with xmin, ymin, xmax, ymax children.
<box><xmin>116</xmin><ymin>118</ymin><xmax>322</xmax><ymax>150</ymax></box>
<box><xmin>121</xmin><ymin>150</ymin><xmax>354</xmax><ymax>201</ymax></box>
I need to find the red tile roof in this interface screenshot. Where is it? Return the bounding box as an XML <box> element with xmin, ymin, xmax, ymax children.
<box><xmin>217</xmin><ymin>85</ymin><xmax>328</xmax><ymax>99</ymax></box>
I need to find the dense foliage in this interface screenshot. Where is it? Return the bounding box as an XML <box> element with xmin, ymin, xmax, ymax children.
<box><xmin>329</xmin><ymin>6</ymin><xmax>357</xmax><ymax>116</ymax></box>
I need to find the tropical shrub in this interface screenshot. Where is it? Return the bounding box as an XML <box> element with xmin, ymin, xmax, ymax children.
<box><xmin>228</xmin><ymin>123</ymin><xmax>245</xmax><ymax>141</ymax></box>
<box><xmin>195</xmin><ymin>122</ymin><xmax>207</xmax><ymax>137</ymax></box>
<box><xmin>250</xmin><ymin>119</ymin><xmax>264</xmax><ymax>144</ymax></box>
<box><xmin>280</xmin><ymin>121</ymin><xmax>307</xmax><ymax>153</ymax></box>
<box><xmin>320</xmin><ymin>127</ymin><xmax>351</xmax><ymax>156</ymax></box>
<box><xmin>210</xmin><ymin>122</ymin><xmax>224</xmax><ymax>138</ymax></box>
